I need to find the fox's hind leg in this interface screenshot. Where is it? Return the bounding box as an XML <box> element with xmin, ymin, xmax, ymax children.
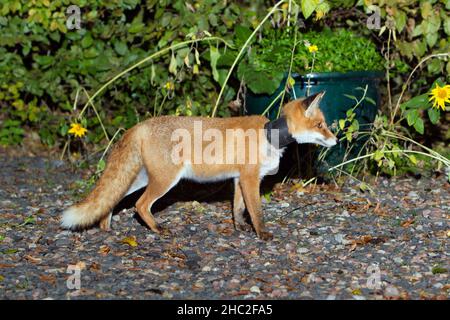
<box><xmin>233</xmin><ymin>178</ymin><xmax>252</xmax><ymax>232</ymax></box>
<box><xmin>99</xmin><ymin>212</ymin><xmax>112</xmax><ymax>231</ymax></box>
<box><xmin>135</xmin><ymin>170</ymin><xmax>181</xmax><ymax>234</ymax></box>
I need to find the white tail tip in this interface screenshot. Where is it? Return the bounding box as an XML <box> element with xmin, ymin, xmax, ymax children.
<box><xmin>61</xmin><ymin>206</ymin><xmax>83</xmax><ymax>229</ymax></box>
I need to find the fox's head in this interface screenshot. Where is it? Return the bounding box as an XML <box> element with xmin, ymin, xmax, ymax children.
<box><xmin>284</xmin><ymin>91</ymin><xmax>337</xmax><ymax>147</ymax></box>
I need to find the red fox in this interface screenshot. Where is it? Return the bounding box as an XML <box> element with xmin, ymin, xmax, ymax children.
<box><xmin>61</xmin><ymin>91</ymin><xmax>337</xmax><ymax>240</ymax></box>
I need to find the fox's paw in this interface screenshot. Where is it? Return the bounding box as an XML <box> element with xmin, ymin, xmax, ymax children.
<box><xmin>157</xmin><ymin>227</ymin><xmax>172</xmax><ymax>238</ymax></box>
<box><xmin>235</xmin><ymin>222</ymin><xmax>253</xmax><ymax>233</ymax></box>
<box><xmin>258</xmin><ymin>231</ymin><xmax>273</xmax><ymax>241</ymax></box>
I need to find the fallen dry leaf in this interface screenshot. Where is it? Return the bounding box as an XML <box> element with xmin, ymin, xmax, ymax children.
<box><xmin>362</xmin><ymin>198</ymin><xmax>372</xmax><ymax>211</ymax></box>
<box><xmin>163</xmin><ymin>249</ymin><xmax>185</xmax><ymax>260</ymax></box>
<box><xmin>373</xmin><ymin>202</ymin><xmax>389</xmax><ymax>216</ymax></box>
<box><xmin>121</xmin><ymin>236</ymin><xmax>138</xmax><ymax>247</ymax></box>
<box><xmin>90</xmin><ymin>262</ymin><xmax>101</xmax><ymax>272</ymax></box>
<box><xmin>218</xmin><ymin>227</ymin><xmax>233</xmax><ymax>236</ymax></box>
<box><xmin>39</xmin><ymin>274</ymin><xmax>56</xmax><ymax>285</ymax></box>
<box><xmin>401</xmin><ymin>219</ymin><xmax>415</xmax><ymax>228</ymax></box>
<box><xmin>290</xmin><ymin>183</ymin><xmax>307</xmax><ymax>193</ymax></box>
<box><xmin>232</xmin><ymin>290</ymin><xmax>250</xmax><ymax>296</ymax></box>
<box><xmin>98</xmin><ymin>245</ymin><xmax>111</xmax><ymax>256</ymax></box>
<box><xmin>24</xmin><ymin>255</ymin><xmax>42</xmax><ymax>264</ymax></box>
<box><xmin>351</xmin><ymin>288</ymin><xmax>362</xmax><ymax>295</ymax></box>
<box><xmin>347</xmin><ymin>235</ymin><xmax>383</xmax><ymax>252</ymax></box>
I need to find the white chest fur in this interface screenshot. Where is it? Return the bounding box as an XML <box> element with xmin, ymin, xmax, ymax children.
<box><xmin>259</xmin><ymin>142</ymin><xmax>284</xmax><ymax>177</ymax></box>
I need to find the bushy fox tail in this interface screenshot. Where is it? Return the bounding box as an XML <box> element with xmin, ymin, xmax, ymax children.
<box><xmin>61</xmin><ymin>127</ymin><xmax>143</xmax><ymax>229</ymax></box>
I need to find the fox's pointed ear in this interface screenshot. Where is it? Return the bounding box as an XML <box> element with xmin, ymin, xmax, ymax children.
<box><xmin>304</xmin><ymin>91</ymin><xmax>326</xmax><ymax>118</ymax></box>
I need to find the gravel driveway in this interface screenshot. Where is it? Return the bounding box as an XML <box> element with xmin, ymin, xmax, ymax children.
<box><xmin>0</xmin><ymin>154</ymin><xmax>448</xmax><ymax>299</ymax></box>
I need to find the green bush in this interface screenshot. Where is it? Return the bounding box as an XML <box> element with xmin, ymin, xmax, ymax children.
<box><xmin>0</xmin><ymin>0</ymin><xmax>266</xmax><ymax>146</ymax></box>
<box><xmin>0</xmin><ymin>0</ymin><xmax>448</xmax><ymax>152</ymax></box>
<box><xmin>237</xmin><ymin>28</ymin><xmax>384</xmax><ymax>95</ymax></box>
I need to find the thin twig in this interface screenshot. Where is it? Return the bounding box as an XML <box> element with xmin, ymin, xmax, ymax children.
<box><xmin>211</xmin><ymin>0</ymin><xmax>287</xmax><ymax>117</ymax></box>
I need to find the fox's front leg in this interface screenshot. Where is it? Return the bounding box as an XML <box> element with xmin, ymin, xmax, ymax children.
<box><xmin>239</xmin><ymin>170</ymin><xmax>273</xmax><ymax>240</ymax></box>
<box><xmin>233</xmin><ymin>178</ymin><xmax>252</xmax><ymax>232</ymax></box>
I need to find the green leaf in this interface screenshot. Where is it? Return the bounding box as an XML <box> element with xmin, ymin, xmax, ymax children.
<box><xmin>2</xmin><ymin>249</ymin><xmax>18</xmax><ymax>255</ymax></box>
<box><xmin>237</xmin><ymin>62</ymin><xmax>284</xmax><ymax>95</ymax></box>
<box><xmin>96</xmin><ymin>159</ymin><xmax>106</xmax><ymax>172</ymax></box>
<box><xmin>235</xmin><ymin>25</ymin><xmax>252</xmax><ymax>47</ymax></box>
<box><xmin>406</xmin><ymin>109</ymin><xmax>419</xmax><ymax>126</ymax></box>
<box><xmin>374</xmin><ymin>150</ymin><xmax>384</xmax><ymax>162</ymax></box>
<box><xmin>426</xmin><ymin>32</ymin><xmax>438</xmax><ymax>47</ymax></box>
<box><xmin>217</xmin><ymin>69</ymin><xmax>228</xmax><ymax>87</ymax></box>
<box><xmin>345</xmin><ymin>131</ymin><xmax>352</xmax><ymax>142</ymax></box>
<box><xmin>431</xmin><ymin>266</ymin><xmax>447</xmax><ymax>274</ymax></box>
<box><xmin>128</xmin><ymin>23</ymin><xmax>145</xmax><ymax>33</ymax></box>
<box><xmin>359</xmin><ymin>182</ymin><xmax>368</xmax><ymax>192</ymax></box>
<box><xmin>34</xmin><ymin>55</ymin><xmax>54</xmax><ymax>67</ymax></box>
<box><xmin>395</xmin><ymin>10</ymin><xmax>407</xmax><ymax>32</ymax></box>
<box><xmin>128</xmin><ymin>10</ymin><xmax>144</xmax><ymax>34</ymax></box>
<box><xmin>169</xmin><ymin>52</ymin><xmax>177</xmax><ymax>75</ymax></box>
<box><xmin>401</xmin><ymin>94</ymin><xmax>429</xmax><ymax>111</ymax></box>
<box><xmin>413</xmin><ymin>117</ymin><xmax>424</xmax><ymax>134</ymax></box>
<box><xmin>365</xmin><ymin>97</ymin><xmax>376</xmax><ymax>106</ymax></box>
<box><xmin>408</xmin><ymin>155</ymin><xmax>417</xmax><ymax>165</ymax></box>
<box><xmin>421</xmin><ymin>2</ymin><xmax>432</xmax><ymax>19</ymax></box>
<box><xmin>344</xmin><ymin>94</ymin><xmax>358</xmax><ymax>103</ymax></box>
<box><xmin>209</xmin><ymin>45</ymin><xmax>221</xmax><ymax>83</ymax></box>
<box><xmin>350</xmin><ymin>119</ymin><xmax>359</xmax><ymax>131</ymax></box>
<box><xmin>444</xmin><ymin>16</ymin><xmax>450</xmax><ymax>35</ymax></box>
<box><xmin>114</xmin><ymin>41</ymin><xmax>128</xmax><ymax>56</ymax></box>
<box><xmin>81</xmin><ymin>34</ymin><xmax>93</xmax><ymax>48</ymax></box>
<box><xmin>339</xmin><ymin>119</ymin><xmax>346</xmax><ymax>130</ymax></box>
<box><xmin>84</xmin><ymin>47</ymin><xmax>99</xmax><ymax>59</ymax></box>
<box><xmin>301</xmin><ymin>0</ymin><xmax>319</xmax><ymax>19</ymax></box>
<box><xmin>427</xmin><ymin>108</ymin><xmax>440</xmax><ymax>124</ymax></box>
<box><xmin>427</xmin><ymin>59</ymin><xmax>442</xmax><ymax>74</ymax></box>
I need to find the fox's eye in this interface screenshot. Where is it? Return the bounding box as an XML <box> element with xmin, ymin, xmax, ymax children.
<box><xmin>317</xmin><ymin>122</ymin><xmax>322</xmax><ymax>128</ymax></box>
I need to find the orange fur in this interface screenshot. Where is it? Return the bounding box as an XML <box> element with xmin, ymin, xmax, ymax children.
<box><xmin>61</xmin><ymin>96</ymin><xmax>336</xmax><ymax>240</ymax></box>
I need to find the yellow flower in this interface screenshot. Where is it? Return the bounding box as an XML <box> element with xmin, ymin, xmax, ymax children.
<box><xmin>68</xmin><ymin>123</ymin><xmax>88</xmax><ymax>138</ymax></box>
<box><xmin>315</xmin><ymin>10</ymin><xmax>325</xmax><ymax>21</ymax></box>
<box><xmin>288</xmin><ymin>76</ymin><xmax>296</xmax><ymax>87</ymax></box>
<box><xmin>429</xmin><ymin>84</ymin><xmax>450</xmax><ymax>111</ymax></box>
<box><xmin>308</xmin><ymin>45</ymin><xmax>318</xmax><ymax>54</ymax></box>
<box><xmin>164</xmin><ymin>81</ymin><xmax>175</xmax><ymax>91</ymax></box>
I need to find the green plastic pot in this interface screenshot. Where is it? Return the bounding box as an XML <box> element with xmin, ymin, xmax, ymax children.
<box><xmin>245</xmin><ymin>71</ymin><xmax>384</xmax><ymax>171</ymax></box>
